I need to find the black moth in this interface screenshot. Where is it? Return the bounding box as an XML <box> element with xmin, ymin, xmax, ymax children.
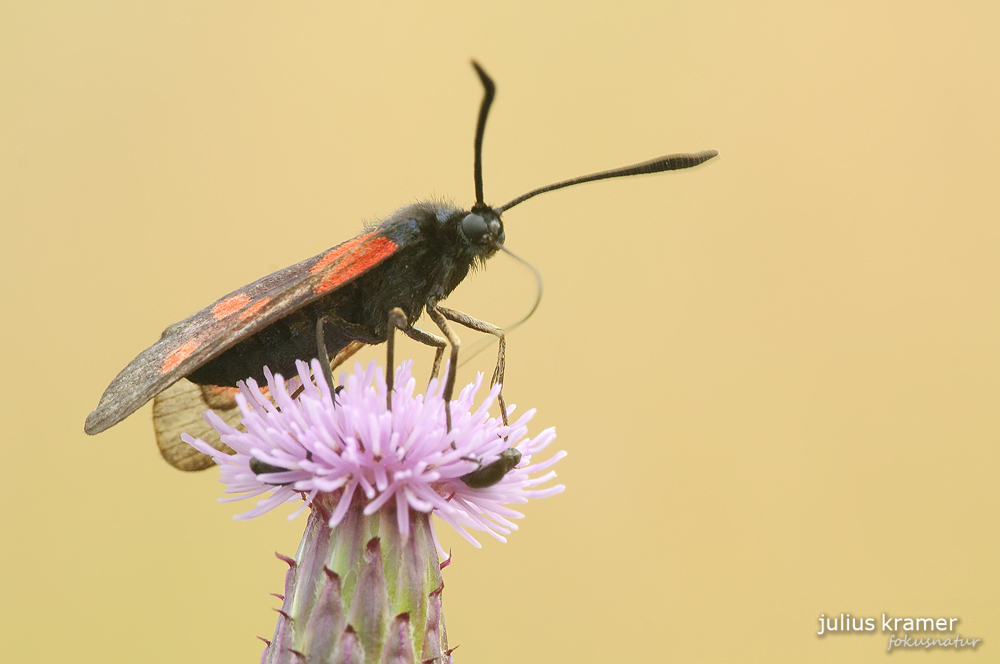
<box><xmin>85</xmin><ymin>62</ymin><xmax>717</xmax><ymax>486</ymax></box>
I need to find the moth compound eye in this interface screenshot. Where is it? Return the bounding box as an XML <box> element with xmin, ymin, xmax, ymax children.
<box><xmin>489</xmin><ymin>219</ymin><xmax>505</xmax><ymax>245</ymax></box>
<box><xmin>461</xmin><ymin>213</ymin><xmax>489</xmax><ymax>242</ymax></box>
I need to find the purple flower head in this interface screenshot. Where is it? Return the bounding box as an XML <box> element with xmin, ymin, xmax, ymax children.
<box><xmin>183</xmin><ymin>359</ymin><xmax>565</xmax><ymax>548</ymax></box>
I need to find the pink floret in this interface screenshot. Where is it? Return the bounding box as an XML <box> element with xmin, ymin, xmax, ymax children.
<box><xmin>183</xmin><ymin>359</ymin><xmax>565</xmax><ymax>547</ymax></box>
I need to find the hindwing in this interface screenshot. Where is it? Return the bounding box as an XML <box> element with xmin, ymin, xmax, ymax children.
<box><xmin>153</xmin><ymin>380</ymin><xmax>241</xmax><ymax>471</ymax></box>
<box><xmin>152</xmin><ymin>340</ymin><xmax>365</xmax><ymax>470</ymax></box>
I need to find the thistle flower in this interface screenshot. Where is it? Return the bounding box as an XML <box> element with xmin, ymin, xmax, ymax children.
<box><xmin>183</xmin><ymin>359</ymin><xmax>565</xmax><ymax>663</ymax></box>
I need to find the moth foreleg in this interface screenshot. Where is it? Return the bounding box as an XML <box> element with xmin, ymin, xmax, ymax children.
<box><xmin>436</xmin><ymin>306</ymin><xmax>508</xmax><ymax>426</ymax></box>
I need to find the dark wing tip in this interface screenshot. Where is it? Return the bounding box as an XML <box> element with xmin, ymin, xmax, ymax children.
<box><xmin>84</xmin><ymin>409</ymin><xmax>106</xmax><ymax>435</ymax></box>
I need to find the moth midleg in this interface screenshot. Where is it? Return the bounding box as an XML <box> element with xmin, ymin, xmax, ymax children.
<box><xmin>427</xmin><ymin>304</ymin><xmax>462</xmax><ymax>433</ymax></box>
<box><xmin>386</xmin><ymin>307</ymin><xmax>446</xmax><ymax>410</ymax></box>
<box><xmin>405</xmin><ymin>325</ymin><xmax>447</xmax><ymax>382</ymax></box>
<box><xmin>436</xmin><ymin>305</ymin><xmax>508</xmax><ymax>426</ymax></box>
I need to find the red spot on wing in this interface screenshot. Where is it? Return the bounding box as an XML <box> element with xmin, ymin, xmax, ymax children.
<box><xmin>212</xmin><ymin>293</ymin><xmax>252</xmax><ymax>319</ymax></box>
<box><xmin>311</xmin><ymin>231</ymin><xmax>379</xmax><ymax>274</ymax></box>
<box><xmin>315</xmin><ymin>236</ymin><xmax>397</xmax><ymax>294</ymax></box>
<box><xmin>238</xmin><ymin>296</ymin><xmax>271</xmax><ymax>320</ymax></box>
<box><xmin>162</xmin><ymin>340</ymin><xmax>201</xmax><ymax>373</ymax></box>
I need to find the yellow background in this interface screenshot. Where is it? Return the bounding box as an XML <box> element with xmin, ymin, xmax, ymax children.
<box><xmin>2</xmin><ymin>2</ymin><xmax>998</xmax><ymax>662</ymax></box>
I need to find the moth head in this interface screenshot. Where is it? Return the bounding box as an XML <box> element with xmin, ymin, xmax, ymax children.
<box><xmin>460</xmin><ymin>208</ymin><xmax>504</xmax><ymax>252</ymax></box>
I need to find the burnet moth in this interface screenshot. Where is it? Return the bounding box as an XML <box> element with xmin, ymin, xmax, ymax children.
<box><xmin>84</xmin><ymin>62</ymin><xmax>718</xmax><ymax>483</ymax></box>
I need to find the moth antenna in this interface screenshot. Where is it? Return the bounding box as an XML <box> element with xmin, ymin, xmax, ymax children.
<box><xmin>497</xmin><ymin>245</ymin><xmax>543</xmax><ymax>333</ymax></box>
<box><xmin>496</xmin><ymin>149</ymin><xmax>720</xmax><ymax>213</ymax></box>
<box><xmin>458</xmin><ymin>245</ymin><xmax>542</xmax><ymax>369</ymax></box>
<box><xmin>471</xmin><ymin>61</ymin><xmax>496</xmax><ymax>212</ymax></box>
